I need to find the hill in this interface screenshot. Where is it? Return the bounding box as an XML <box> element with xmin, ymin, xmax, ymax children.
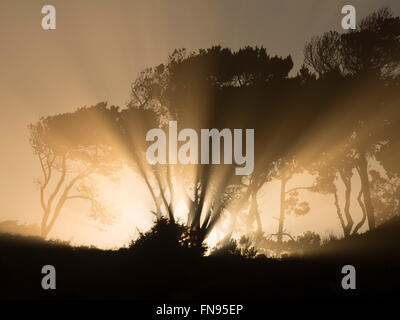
<box><xmin>0</xmin><ymin>217</ymin><xmax>399</xmax><ymax>300</ymax></box>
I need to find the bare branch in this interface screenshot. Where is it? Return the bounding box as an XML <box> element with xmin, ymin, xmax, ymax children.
<box><xmin>285</xmin><ymin>186</ymin><xmax>315</xmax><ymax>194</ymax></box>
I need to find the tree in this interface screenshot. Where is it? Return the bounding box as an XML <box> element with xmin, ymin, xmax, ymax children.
<box><xmin>308</xmin><ymin>146</ymin><xmax>367</xmax><ymax>237</ymax></box>
<box><xmin>369</xmin><ymin>169</ymin><xmax>400</xmax><ymax>225</ymax></box>
<box><xmin>125</xmin><ymin>46</ymin><xmax>300</xmax><ymax>246</ymax></box>
<box><xmin>265</xmin><ymin>157</ymin><xmax>311</xmax><ymax>243</ymax></box>
<box><xmin>29</xmin><ymin>103</ymin><xmax>122</xmax><ymax>238</ymax></box>
<box><xmin>303</xmin><ymin>8</ymin><xmax>400</xmax><ymax>230</ymax></box>
<box><xmin>118</xmin><ymin>106</ymin><xmax>166</xmax><ymax>219</ymax></box>
<box><xmin>373</xmin><ymin>109</ymin><xmax>400</xmax><ymax>224</ymax></box>
<box><xmin>305</xmin><ymin>8</ymin><xmax>400</xmax><ymax>79</ymax></box>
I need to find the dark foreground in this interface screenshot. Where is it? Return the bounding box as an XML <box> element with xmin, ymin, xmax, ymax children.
<box><xmin>0</xmin><ymin>218</ymin><xmax>400</xmax><ymax>301</ymax></box>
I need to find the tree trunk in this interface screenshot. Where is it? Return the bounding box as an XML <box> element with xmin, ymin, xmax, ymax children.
<box><xmin>333</xmin><ymin>190</ymin><xmax>347</xmax><ymax>237</ymax></box>
<box><xmin>339</xmin><ymin>170</ymin><xmax>353</xmax><ymax>237</ymax></box>
<box><xmin>249</xmin><ymin>190</ymin><xmax>262</xmax><ymax>234</ymax></box>
<box><xmin>41</xmin><ymin>221</ymin><xmax>49</xmax><ymax>238</ymax></box>
<box><xmin>277</xmin><ymin>178</ymin><xmax>287</xmax><ymax>243</ymax></box>
<box><xmin>40</xmin><ymin>209</ymin><xmax>50</xmax><ymax>238</ymax></box>
<box><xmin>358</xmin><ymin>153</ymin><xmax>375</xmax><ymax>230</ymax></box>
<box><xmin>352</xmin><ymin>189</ymin><xmax>367</xmax><ymax>234</ymax></box>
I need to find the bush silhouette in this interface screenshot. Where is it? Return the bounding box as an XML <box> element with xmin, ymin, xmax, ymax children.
<box><xmin>211</xmin><ymin>237</ymin><xmax>258</xmax><ymax>258</ymax></box>
<box><xmin>128</xmin><ymin>217</ymin><xmax>207</xmax><ymax>260</ymax></box>
<box><xmin>296</xmin><ymin>231</ymin><xmax>321</xmax><ymax>251</ymax></box>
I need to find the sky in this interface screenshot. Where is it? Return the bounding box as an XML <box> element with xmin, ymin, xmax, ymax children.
<box><xmin>1</xmin><ymin>0</ymin><xmax>399</xmax><ymax>248</ymax></box>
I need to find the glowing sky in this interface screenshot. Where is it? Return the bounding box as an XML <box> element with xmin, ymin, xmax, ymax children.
<box><xmin>1</xmin><ymin>0</ymin><xmax>399</xmax><ymax>248</ymax></box>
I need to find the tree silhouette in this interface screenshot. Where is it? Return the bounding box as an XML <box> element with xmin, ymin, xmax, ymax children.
<box><xmin>124</xmin><ymin>46</ymin><xmax>297</xmax><ymax>246</ymax></box>
<box><xmin>369</xmin><ymin>169</ymin><xmax>400</xmax><ymax>225</ymax></box>
<box><xmin>303</xmin><ymin>7</ymin><xmax>400</xmax><ymax>231</ymax></box>
<box><xmin>265</xmin><ymin>157</ymin><xmax>311</xmax><ymax>243</ymax></box>
<box><xmin>307</xmin><ymin>144</ymin><xmax>367</xmax><ymax>237</ymax></box>
<box><xmin>27</xmin><ymin>7</ymin><xmax>400</xmax><ymax>251</ymax></box>
<box><xmin>29</xmin><ymin>103</ymin><xmax>122</xmax><ymax>238</ymax></box>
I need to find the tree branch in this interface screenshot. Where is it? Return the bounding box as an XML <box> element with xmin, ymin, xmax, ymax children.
<box><xmin>285</xmin><ymin>186</ymin><xmax>314</xmax><ymax>194</ymax></box>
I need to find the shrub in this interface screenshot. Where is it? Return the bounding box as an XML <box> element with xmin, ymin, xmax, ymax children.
<box><xmin>210</xmin><ymin>236</ymin><xmax>258</xmax><ymax>258</ymax></box>
<box><xmin>296</xmin><ymin>231</ymin><xmax>321</xmax><ymax>250</ymax></box>
<box><xmin>128</xmin><ymin>217</ymin><xmax>207</xmax><ymax>259</ymax></box>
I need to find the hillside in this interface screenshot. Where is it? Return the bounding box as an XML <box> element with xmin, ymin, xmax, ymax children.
<box><xmin>0</xmin><ymin>217</ymin><xmax>399</xmax><ymax>300</ymax></box>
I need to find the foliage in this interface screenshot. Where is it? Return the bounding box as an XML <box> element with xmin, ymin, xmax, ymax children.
<box><xmin>28</xmin><ymin>7</ymin><xmax>400</xmax><ymax>250</ymax></box>
<box><xmin>29</xmin><ymin>103</ymin><xmax>122</xmax><ymax>237</ymax></box>
<box><xmin>296</xmin><ymin>231</ymin><xmax>321</xmax><ymax>249</ymax></box>
<box><xmin>128</xmin><ymin>217</ymin><xmax>207</xmax><ymax>259</ymax></box>
<box><xmin>369</xmin><ymin>169</ymin><xmax>400</xmax><ymax>225</ymax></box>
<box><xmin>210</xmin><ymin>236</ymin><xmax>258</xmax><ymax>258</ymax></box>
